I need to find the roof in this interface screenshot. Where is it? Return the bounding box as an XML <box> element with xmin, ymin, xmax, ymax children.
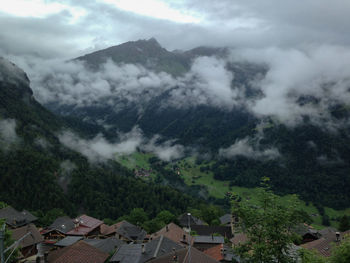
<box><xmin>231</xmin><ymin>233</ymin><xmax>248</xmax><ymax>246</ymax></box>
<box><xmin>191</xmin><ymin>225</ymin><xmax>233</xmax><ymax>239</ymax></box>
<box><xmin>55</xmin><ymin>236</ymin><xmax>83</xmax><ymax>247</ymax></box>
<box><xmin>84</xmin><ymin>237</ymin><xmax>125</xmax><ymax>253</ymax></box>
<box><xmin>0</xmin><ymin>206</ymin><xmax>37</xmax><ymax>228</ymax></box>
<box><xmin>301</xmin><ymin>230</ymin><xmax>349</xmax><ymax>257</ymax></box>
<box><xmin>115</xmin><ymin>220</ymin><xmax>147</xmax><ymax>242</ymax></box>
<box><xmin>318</xmin><ymin>227</ymin><xmax>337</xmax><ymax>238</ymax></box>
<box><xmin>203</xmin><ymin>244</ymin><xmax>240</xmax><ymax>262</ymax></box>
<box><xmin>178</xmin><ymin>214</ymin><xmax>206</xmax><ymax>227</ymax></box>
<box><xmin>110</xmin><ymin>235</ymin><xmax>183</xmax><ymax>263</ymax></box>
<box><xmin>152</xmin><ymin>223</ymin><xmax>191</xmax><ymax>245</ymax></box>
<box><xmin>219</xmin><ymin>214</ymin><xmax>231</xmax><ymax>225</ymax></box>
<box><xmin>43</xmin><ymin>216</ymin><xmax>74</xmax><ymax>235</ymax></box>
<box><xmin>47</xmin><ymin>241</ymin><xmax>109</xmax><ymax>263</ymax></box>
<box><xmin>148</xmin><ymin>247</ymin><xmax>220</xmax><ymax>263</ymax></box>
<box><xmin>11</xmin><ymin>223</ymin><xmax>43</xmax><ymax>248</ymax></box>
<box><xmin>194</xmin><ymin>235</ymin><xmax>224</xmax><ymax>244</ymax></box>
<box><xmin>66</xmin><ymin>215</ymin><xmax>103</xmax><ymax>236</ymax></box>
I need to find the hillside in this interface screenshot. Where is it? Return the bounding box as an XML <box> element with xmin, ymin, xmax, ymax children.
<box><xmin>0</xmin><ymin>57</ymin><xmax>201</xmax><ymax>220</ymax></box>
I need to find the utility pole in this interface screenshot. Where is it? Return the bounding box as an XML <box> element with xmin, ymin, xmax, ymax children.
<box><xmin>0</xmin><ymin>223</ymin><xmax>5</xmax><ymax>263</ymax></box>
<box><xmin>187</xmin><ymin>213</ymin><xmax>191</xmax><ymax>263</ymax></box>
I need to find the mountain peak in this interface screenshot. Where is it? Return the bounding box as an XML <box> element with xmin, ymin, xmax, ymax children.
<box><xmin>147</xmin><ymin>37</ymin><xmax>160</xmax><ymax>46</ymax></box>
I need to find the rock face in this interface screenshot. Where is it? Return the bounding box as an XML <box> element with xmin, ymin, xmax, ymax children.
<box><xmin>0</xmin><ymin>57</ymin><xmax>31</xmax><ymax>91</ymax></box>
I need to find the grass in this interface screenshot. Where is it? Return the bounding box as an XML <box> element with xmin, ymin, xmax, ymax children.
<box><xmin>116</xmin><ymin>153</ymin><xmax>350</xmax><ymax>229</ymax></box>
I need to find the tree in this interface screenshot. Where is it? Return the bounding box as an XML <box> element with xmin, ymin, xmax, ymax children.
<box><xmin>156</xmin><ymin>210</ymin><xmax>175</xmax><ymax>225</ymax></box>
<box><xmin>338</xmin><ymin>215</ymin><xmax>350</xmax><ymax>232</ymax></box>
<box><xmin>127</xmin><ymin>208</ymin><xmax>148</xmax><ymax>226</ymax></box>
<box><xmin>329</xmin><ymin>234</ymin><xmax>350</xmax><ymax>263</ymax></box>
<box><xmin>1</xmin><ymin>219</ymin><xmax>20</xmax><ymax>263</ymax></box>
<box><xmin>232</xmin><ymin>178</ymin><xmax>302</xmax><ymax>263</ymax></box>
<box><xmin>299</xmin><ymin>248</ymin><xmax>326</xmax><ymax>263</ymax></box>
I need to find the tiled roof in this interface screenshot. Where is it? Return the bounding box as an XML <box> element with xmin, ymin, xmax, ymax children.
<box><xmin>43</xmin><ymin>216</ymin><xmax>74</xmax><ymax>235</ymax></box>
<box><xmin>11</xmin><ymin>223</ymin><xmax>43</xmax><ymax>248</ymax></box>
<box><xmin>84</xmin><ymin>237</ymin><xmax>125</xmax><ymax>253</ymax></box>
<box><xmin>204</xmin><ymin>244</ymin><xmax>240</xmax><ymax>262</ymax></box>
<box><xmin>191</xmin><ymin>225</ymin><xmax>233</xmax><ymax>239</ymax></box>
<box><xmin>301</xmin><ymin>230</ymin><xmax>349</xmax><ymax>257</ymax></box>
<box><xmin>152</xmin><ymin>223</ymin><xmax>191</xmax><ymax>245</ymax></box>
<box><xmin>231</xmin><ymin>233</ymin><xmax>248</xmax><ymax>246</ymax></box>
<box><xmin>147</xmin><ymin>247</ymin><xmax>220</xmax><ymax>263</ymax></box>
<box><xmin>115</xmin><ymin>220</ymin><xmax>147</xmax><ymax>242</ymax></box>
<box><xmin>0</xmin><ymin>206</ymin><xmax>37</xmax><ymax>228</ymax></box>
<box><xmin>66</xmin><ymin>215</ymin><xmax>103</xmax><ymax>236</ymax></box>
<box><xmin>110</xmin><ymin>235</ymin><xmax>183</xmax><ymax>263</ymax></box>
<box><xmin>219</xmin><ymin>214</ymin><xmax>231</xmax><ymax>225</ymax></box>
<box><xmin>47</xmin><ymin>241</ymin><xmax>109</xmax><ymax>263</ymax></box>
<box><xmin>178</xmin><ymin>214</ymin><xmax>206</xmax><ymax>227</ymax></box>
<box><xmin>194</xmin><ymin>235</ymin><xmax>224</xmax><ymax>244</ymax></box>
<box><xmin>55</xmin><ymin>236</ymin><xmax>83</xmax><ymax>247</ymax></box>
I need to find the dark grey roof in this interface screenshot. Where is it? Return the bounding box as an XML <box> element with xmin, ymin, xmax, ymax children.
<box><xmin>116</xmin><ymin>221</ymin><xmax>147</xmax><ymax>242</ymax></box>
<box><xmin>191</xmin><ymin>225</ymin><xmax>233</xmax><ymax>239</ymax></box>
<box><xmin>47</xmin><ymin>216</ymin><xmax>74</xmax><ymax>234</ymax></box>
<box><xmin>55</xmin><ymin>236</ymin><xmax>83</xmax><ymax>247</ymax></box>
<box><xmin>178</xmin><ymin>214</ymin><xmax>206</xmax><ymax>227</ymax></box>
<box><xmin>84</xmin><ymin>237</ymin><xmax>125</xmax><ymax>253</ymax></box>
<box><xmin>0</xmin><ymin>206</ymin><xmax>37</xmax><ymax>228</ymax></box>
<box><xmin>110</xmin><ymin>243</ymin><xmax>142</xmax><ymax>263</ymax></box>
<box><xmin>110</xmin><ymin>235</ymin><xmax>183</xmax><ymax>263</ymax></box>
<box><xmin>219</xmin><ymin>214</ymin><xmax>231</xmax><ymax>225</ymax></box>
<box><xmin>194</xmin><ymin>235</ymin><xmax>224</xmax><ymax>244</ymax></box>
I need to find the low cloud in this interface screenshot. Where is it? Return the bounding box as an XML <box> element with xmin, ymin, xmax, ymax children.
<box><xmin>0</xmin><ymin>119</ymin><xmax>19</xmax><ymax>150</ymax></box>
<box><xmin>219</xmin><ymin>137</ymin><xmax>280</xmax><ymax>160</ymax></box>
<box><xmin>230</xmin><ymin>45</ymin><xmax>350</xmax><ymax>127</ymax></box>
<box><xmin>58</xmin><ymin>126</ymin><xmax>186</xmax><ymax>162</ymax></box>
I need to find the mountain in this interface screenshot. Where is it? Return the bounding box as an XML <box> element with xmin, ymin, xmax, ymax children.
<box><xmin>0</xmin><ymin>57</ymin><xmax>201</xmax><ymax>219</ymax></box>
<box><xmin>75</xmin><ymin>38</ymin><xmax>190</xmax><ymax>76</ymax></box>
<box><xmin>35</xmin><ymin>39</ymin><xmax>350</xmax><ymax>210</ymax></box>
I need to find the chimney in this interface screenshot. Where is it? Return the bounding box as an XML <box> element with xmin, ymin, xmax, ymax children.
<box><xmin>166</xmin><ymin>225</ymin><xmax>169</xmax><ymax>232</ymax></box>
<box><xmin>183</xmin><ymin>234</ymin><xmax>186</xmax><ymax>242</ymax></box>
<box><xmin>211</xmin><ymin>234</ymin><xmax>214</xmax><ymax>240</ymax></box>
<box><xmin>336</xmin><ymin>232</ymin><xmax>340</xmax><ymax>242</ymax></box>
<box><xmin>142</xmin><ymin>244</ymin><xmax>146</xmax><ymax>253</ymax></box>
<box><xmin>73</xmin><ymin>218</ymin><xmax>80</xmax><ymax>230</ymax></box>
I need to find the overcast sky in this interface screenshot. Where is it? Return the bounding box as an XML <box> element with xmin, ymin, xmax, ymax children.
<box><xmin>1</xmin><ymin>0</ymin><xmax>350</xmax><ymax>59</ymax></box>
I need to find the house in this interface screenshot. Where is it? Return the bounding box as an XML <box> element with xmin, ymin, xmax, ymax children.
<box><xmin>110</xmin><ymin>235</ymin><xmax>183</xmax><ymax>263</ymax></box>
<box><xmin>41</xmin><ymin>216</ymin><xmax>75</xmax><ymax>242</ymax></box>
<box><xmin>0</xmin><ymin>206</ymin><xmax>37</xmax><ymax>228</ymax></box>
<box><xmin>147</xmin><ymin>247</ymin><xmax>220</xmax><ymax>263</ymax></box>
<box><xmin>191</xmin><ymin>225</ymin><xmax>233</xmax><ymax>239</ymax></box>
<box><xmin>178</xmin><ymin>213</ymin><xmax>206</xmax><ymax>228</ymax></box>
<box><xmin>11</xmin><ymin>223</ymin><xmax>43</xmax><ymax>258</ymax></box>
<box><xmin>219</xmin><ymin>214</ymin><xmax>231</xmax><ymax>226</ymax></box>
<box><xmin>193</xmin><ymin>235</ymin><xmax>225</xmax><ymax>251</ymax></box>
<box><xmin>301</xmin><ymin>230</ymin><xmax>350</xmax><ymax>257</ymax></box>
<box><xmin>292</xmin><ymin>224</ymin><xmax>320</xmax><ymax>244</ymax></box>
<box><xmin>54</xmin><ymin>236</ymin><xmax>83</xmax><ymax>247</ymax></box>
<box><xmin>231</xmin><ymin>233</ymin><xmax>248</xmax><ymax>247</ymax></box>
<box><xmin>151</xmin><ymin>223</ymin><xmax>191</xmax><ymax>245</ymax></box>
<box><xmin>46</xmin><ymin>241</ymin><xmax>109</xmax><ymax>263</ymax></box>
<box><xmin>203</xmin><ymin>244</ymin><xmax>241</xmax><ymax>262</ymax></box>
<box><xmin>84</xmin><ymin>237</ymin><xmax>125</xmax><ymax>254</ymax></box>
<box><xmin>66</xmin><ymin>215</ymin><xmax>103</xmax><ymax>237</ymax></box>
<box><xmin>114</xmin><ymin>220</ymin><xmax>147</xmax><ymax>243</ymax></box>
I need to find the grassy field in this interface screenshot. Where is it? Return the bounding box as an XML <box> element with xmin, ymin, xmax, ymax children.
<box><xmin>116</xmin><ymin>153</ymin><xmax>350</xmax><ymax>229</ymax></box>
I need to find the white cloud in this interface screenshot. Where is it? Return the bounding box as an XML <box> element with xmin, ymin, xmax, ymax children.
<box><xmin>0</xmin><ymin>119</ymin><xmax>19</xmax><ymax>150</ymax></box>
<box><xmin>58</xmin><ymin>126</ymin><xmax>186</xmax><ymax>162</ymax></box>
<box><xmin>219</xmin><ymin>137</ymin><xmax>280</xmax><ymax>160</ymax></box>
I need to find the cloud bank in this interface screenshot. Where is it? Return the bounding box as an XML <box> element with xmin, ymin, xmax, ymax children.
<box><xmin>58</xmin><ymin>126</ymin><xmax>185</xmax><ymax>162</ymax></box>
<box><xmin>0</xmin><ymin>119</ymin><xmax>19</xmax><ymax>150</ymax></box>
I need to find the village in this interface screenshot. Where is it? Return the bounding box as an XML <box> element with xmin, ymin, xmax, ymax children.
<box><xmin>0</xmin><ymin>205</ymin><xmax>349</xmax><ymax>263</ymax></box>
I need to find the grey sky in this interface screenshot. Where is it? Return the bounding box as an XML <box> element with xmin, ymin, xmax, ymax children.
<box><xmin>1</xmin><ymin>0</ymin><xmax>350</xmax><ymax>58</ymax></box>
